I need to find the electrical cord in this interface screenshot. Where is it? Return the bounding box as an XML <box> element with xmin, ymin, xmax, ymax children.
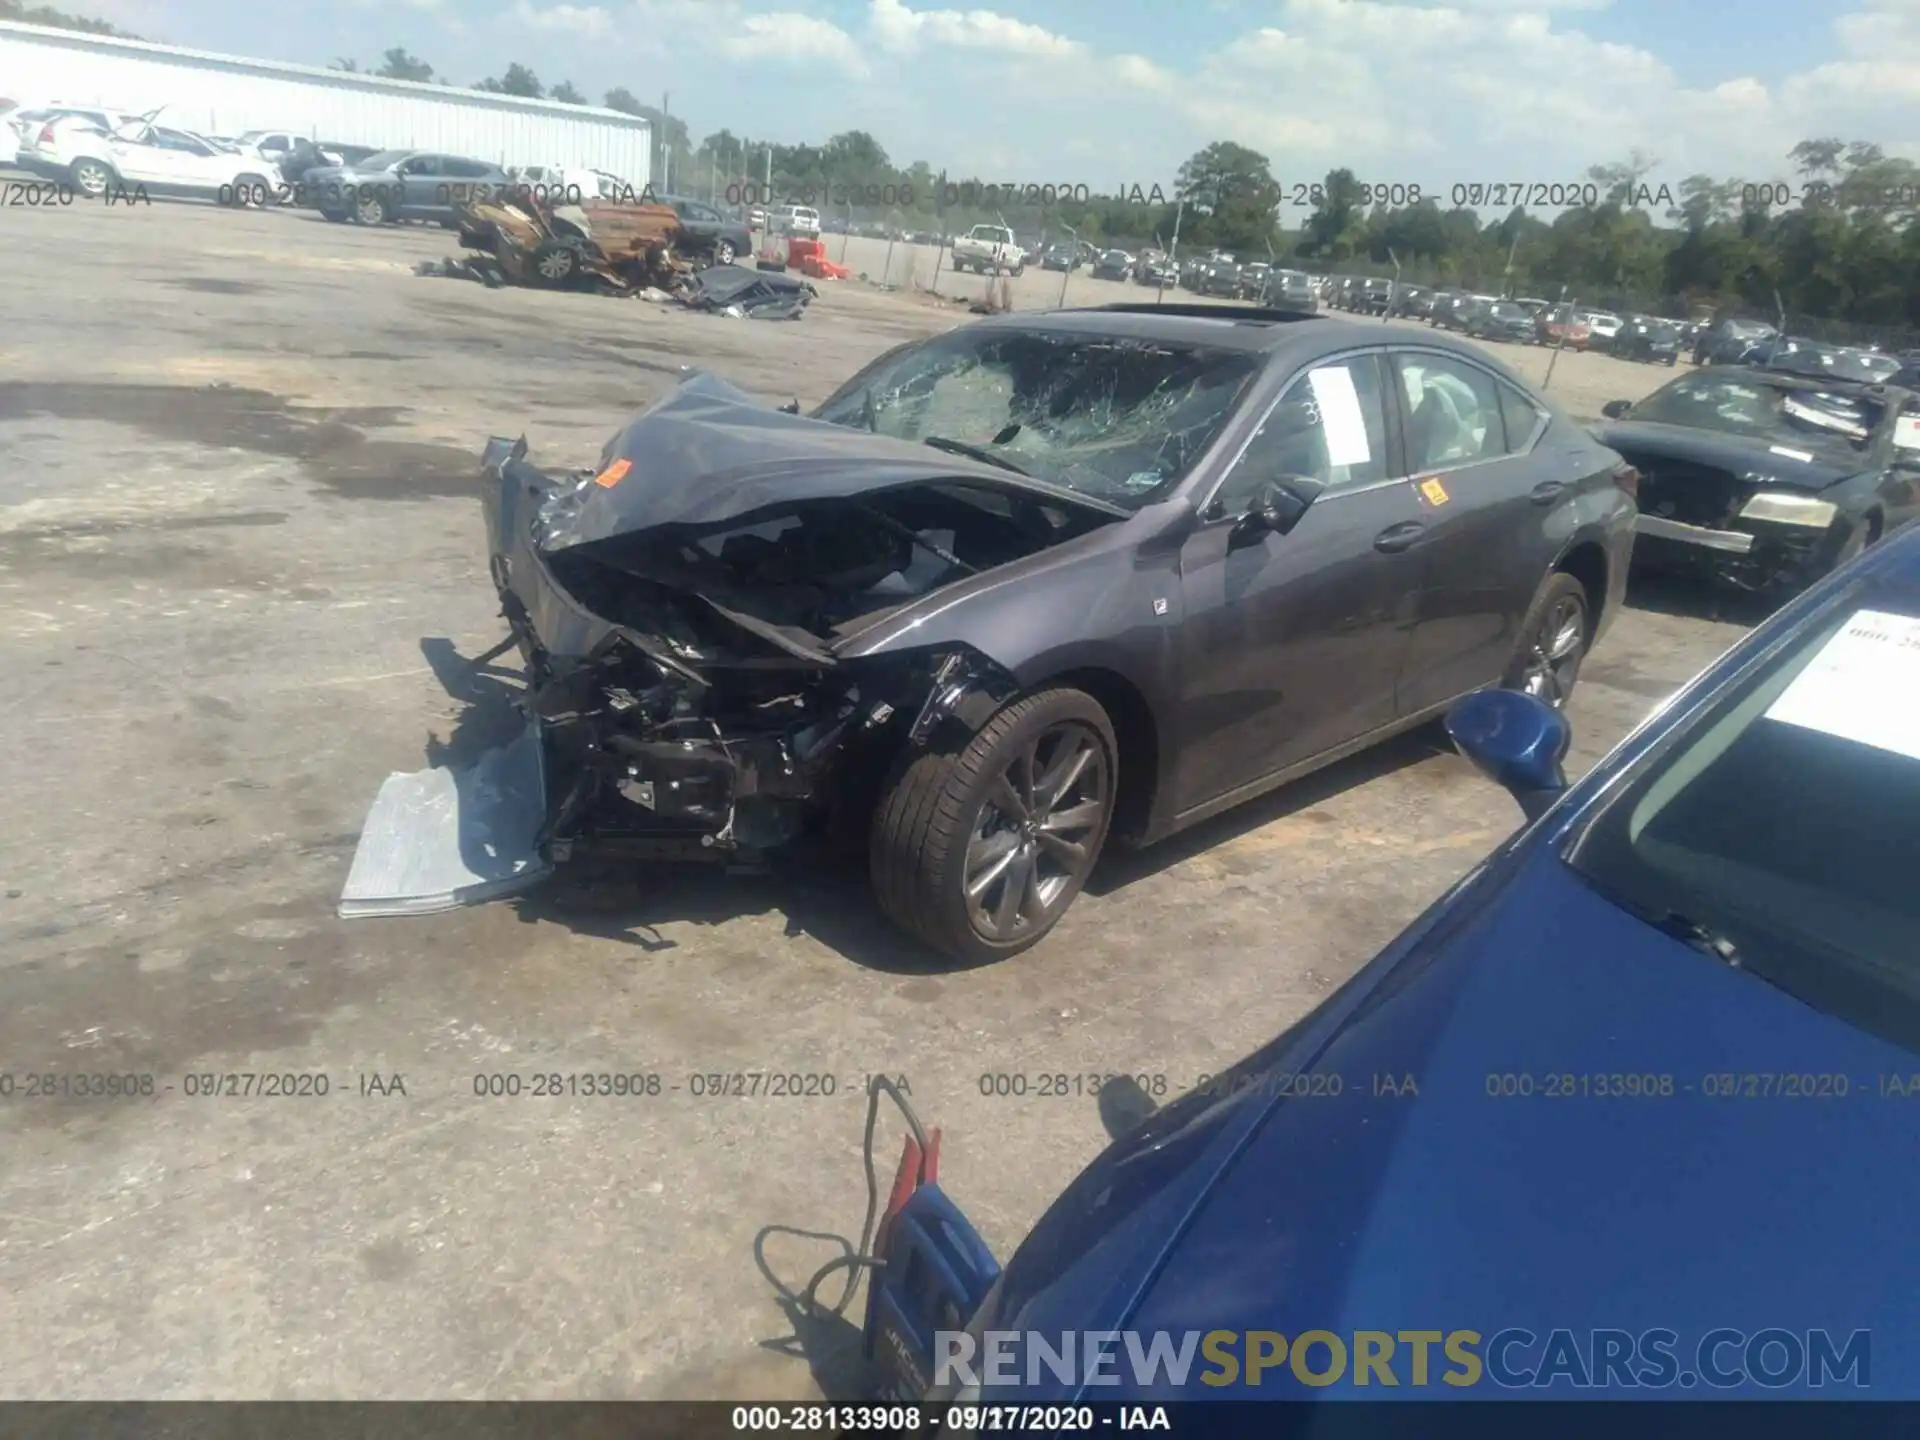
<box><xmin>793</xmin><ymin>1074</ymin><xmax>930</xmax><ymax>1320</ymax></box>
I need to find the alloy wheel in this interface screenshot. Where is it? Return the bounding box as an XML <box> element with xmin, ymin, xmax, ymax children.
<box><xmin>714</xmin><ymin>240</ymin><xmax>736</xmax><ymax>265</ymax></box>
<box><xmin>1520</xmin><ymin>594</ymin><xmax>1587</xmax><ymax>708</ymax></box>
<box><xmin>963</xmin><ymin>721</ymin><xmax>1109</xmax><ymax>944</ymax></box>
<box><xmin>536</xmin><ymin>246</ymin><xmax>576</xmax><ymax>282</ymax></box>
<box><xmin>72</xmin><ymin>160</ymin><xmax>109</xmax><ymax>198</ymax></box>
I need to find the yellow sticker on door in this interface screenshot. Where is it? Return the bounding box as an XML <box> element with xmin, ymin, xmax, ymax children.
<box><xmin>1418</xmin><ymin>477</ymin><xmax>1450</xmax><ymax>507</ymax></box>
<box><xmin>593</xmin><ymin>458</ymin><xmax>633</xmax><ymax>488</ymax></box>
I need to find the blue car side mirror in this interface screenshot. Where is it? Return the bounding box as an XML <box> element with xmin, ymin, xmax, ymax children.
<box><xmin>1445</xmin><ymin>689</ymin><xmax>1572</xmax><ymax>821</ymax></box>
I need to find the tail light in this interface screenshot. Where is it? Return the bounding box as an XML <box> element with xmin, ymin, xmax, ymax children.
<box><xmin>37</xmin><ymin>123</ymin><xmax>55</xmax><ymax>145</ymax></box>
<box><xmin>1613</xmin><ymin>464</ymin><xmax>1640</xmax><ymax>500</ymax></box>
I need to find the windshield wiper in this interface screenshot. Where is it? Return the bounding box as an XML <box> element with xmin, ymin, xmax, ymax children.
<box><xmin>921</xmin><ymin>435</ymin><xmax>1032</xmax><ymax>476</ymax></box>
<box><xmin>1654</xmin><ymin>911</ymin><xmax>1743</xmax><ymax>966</ymax></box>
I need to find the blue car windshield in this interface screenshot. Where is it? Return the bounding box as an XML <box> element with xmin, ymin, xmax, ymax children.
<box><xmin>1565</xmin><ymin>587</ymin><xmax>1920</xmax><ymax>1050</ymax></box>
<box><xmin>812</xmin><ymin>328</ymin><xmax>1261</xmax><ymax>509</ymax></box>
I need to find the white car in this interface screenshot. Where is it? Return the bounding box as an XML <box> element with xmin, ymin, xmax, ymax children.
<box><xmin>10</xmin><ymin>105</ymin><xmax>148</xmax><ymax>172</ymax></box>
<box><xmin>27</xmin><ymin>115</ymin><xmax>279</xmax><ymax>202</ymax></box>
<box><xmin>771</xmin><ymin>203</ymin><xmax>820</xmax><ymax>236</ymax></box>
<box><xmin>1582</xmin><ymin>310</ymin><xmax>1624</xmax><ymax>343</ymax></box>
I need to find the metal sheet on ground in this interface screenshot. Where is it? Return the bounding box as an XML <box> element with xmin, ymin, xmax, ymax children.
<box><xmin>338</xmin><ymin>723</ymin><xmax>553</xmax><ymax>917</ymax></box>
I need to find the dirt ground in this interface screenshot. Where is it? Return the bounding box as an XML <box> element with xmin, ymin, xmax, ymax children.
<box><xmin>0</xmin><ymin>194</ymin><xmax>1754</xmax><ymax>1399</ymax></box>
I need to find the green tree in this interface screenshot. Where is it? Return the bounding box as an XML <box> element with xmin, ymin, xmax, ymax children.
<box><xmin>549</xmin><ymin>79</ymin><xmax>585</xmax><ymax>104</ymax></box>
<box><xmin>476</xmin><ymin>63</ymin><xmax>543</xmax><ymax>97</ymax></box>
<box><xmin>375</xmin><ymin>47</ymin><xmax>434</xmax><ymax>82</ymax></box>
<box><xmin>1173</xmin><ymin>141</ymin><xmax>1281</xmax><ymax>254</ymax></box>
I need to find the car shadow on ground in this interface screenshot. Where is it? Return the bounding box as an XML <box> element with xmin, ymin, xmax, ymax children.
<box><xmin>1084</xmin><ymin>723</ymin><xmax>1452</xmax><ymax>897</ymax></box>
<box><xmin>424</xmin><ymin>634</ymin><xmax>1451</xmax><ymax>972</ymax></box>
<box><xmin>419</xmin><ymin>635</ymin><xmax>530</xmax><ymax>768</ymax></box>
<box><xmin>1624</xmin><ymin>567</ymin><xmax>1781</xmax><ymax>627</ymax></box>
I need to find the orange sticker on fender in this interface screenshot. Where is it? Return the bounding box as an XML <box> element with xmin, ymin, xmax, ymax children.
<box><xmin>1418</xmin><ymin>477</ymin><xmax>1450</xmax><ymax>506</ymax></box>
<box><xmin>593</xmin><ymin>458</ymin><xmax>632</xmax><ymax>488</ymax></box>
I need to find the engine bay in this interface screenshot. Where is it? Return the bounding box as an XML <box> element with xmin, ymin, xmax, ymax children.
<box><xmin>545</xmin><ymin>480</ymin><xmax>1107</xmax><ymax>644</ymax></box>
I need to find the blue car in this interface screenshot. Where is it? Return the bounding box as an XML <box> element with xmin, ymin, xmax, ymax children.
<box><xmin>862</xmin><ymin>520</ymin><xmax>1920</xmax><ymax>1419</ymax></box>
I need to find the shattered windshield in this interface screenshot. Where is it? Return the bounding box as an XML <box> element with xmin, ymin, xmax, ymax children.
<box><xmin>1626</xmin><ymin>372</ymin><xmax>1885</xmax><ymax>461</ymax></box>
<box><xmin>812</xmin><ymin>327</ymin><xmax>1262</xmax><ymax>508</ymax></box>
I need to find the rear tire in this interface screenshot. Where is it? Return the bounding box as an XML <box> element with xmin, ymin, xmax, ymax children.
<box><xmin>353</xmin><ymin>190</ymin><xmax>392</xmax><ymax>225</ymax></box>
<box><xmin>229</xmin><ymin>172</ymin><xmax>273</xmax><ymax>208</ymax></box>
<box><xmin>70</xmin><ymin>157</ymin><xmax>114</xmax><ymax>199</ymax></box>
<box><xmin>871</xmin><ymin>688</ymin><xmax>1117</xmax><ymax>965</ymax></box>
<box><xmin>1502</xmin><ymin>573</ymin><xmax>1591</xmax><ymax>710</ymax></box>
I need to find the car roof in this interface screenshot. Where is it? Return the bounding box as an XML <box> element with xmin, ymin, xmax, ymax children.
<box><xmin>973</xmin><ymin>305</ymin><xmax>1524</xmax><ymax>364</ymax></box>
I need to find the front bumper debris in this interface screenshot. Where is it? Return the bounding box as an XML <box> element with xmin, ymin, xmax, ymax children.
<box><xmin>339</xmin><ymin>722</ymin><xmax>553</xmax><ymax>918</ymax></box>
<box><xmin>1634</xmin><ymin>514</ymin><xmax>1755</xmax><ymax>554</ymax></box>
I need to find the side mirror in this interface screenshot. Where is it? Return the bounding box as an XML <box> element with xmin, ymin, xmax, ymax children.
<box><xmin>1098</xmin><ymin>1075</ymin><xmax>1159</xmax><ymax>1141</ymax></box>
<box><xmin>1601</xmin><ymin>399</ymin><xmax>1632</xmax><ymax>419</ymax></box>
<box><xmin>1237</xmin><ymin>477</ymin><xmax>1322</xmax><ymax>538</ymax></box>
<box><xmin>1445</xmin><ymin>688</ymin><xmax>1571</xmax><ymax>822</ymax></box>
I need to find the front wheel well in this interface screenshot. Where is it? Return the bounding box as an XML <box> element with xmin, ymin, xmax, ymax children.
<box><xmin>1555</xmin><ymin>540</ymin><xmax>1610</xmax><ymax>635</ymax></box>
<box><xmin>1047</xmin><ymin>667</ymin><xmax>1160</xmax><ymax>844</ymax></box>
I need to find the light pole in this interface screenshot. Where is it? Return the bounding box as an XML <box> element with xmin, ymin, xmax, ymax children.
<box><xmin>1057</xmin><ymin>222</ymin><xmax>1078</xmax><ymax>307</ymax></box>
<box><xmin>1157</xmin><ymin>198</ymin><xmax>1184</xmax><ymax>305</ymax></box>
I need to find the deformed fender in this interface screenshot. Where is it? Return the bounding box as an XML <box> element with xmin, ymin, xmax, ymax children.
<box><xmin>902</xmin><ymin>648</ymin><xmax>1021</xmax><ymax>753</ymax></box>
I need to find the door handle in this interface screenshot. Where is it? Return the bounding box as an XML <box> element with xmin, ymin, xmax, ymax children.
<box><xmin>1530</xmin><ymin>480</ymin><xmax>1569</xmax><ymax>505</ymax></box>
<box><xmin>1374</xmin><ymin>521</ymin><xmax>1425</xmax><ymax>553</ymax></box>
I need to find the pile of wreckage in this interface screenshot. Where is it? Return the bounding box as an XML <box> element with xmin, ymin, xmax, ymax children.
<box><xmin>413</xmin><ymin>190</ymin><xmax>818</xmax><ymax>319</ymax></box>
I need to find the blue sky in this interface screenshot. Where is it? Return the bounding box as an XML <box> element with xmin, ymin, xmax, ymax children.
<box><xmin>74</xmin><ymin>0</ymin><xmax>1920</xmax><ymax>190</ymax></box>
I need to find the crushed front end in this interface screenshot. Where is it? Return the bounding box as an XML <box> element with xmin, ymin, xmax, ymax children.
<box><xmin>475</xmin><ymin>434</ymin><xmax>1015</xmax><ymax>872</ymax></box>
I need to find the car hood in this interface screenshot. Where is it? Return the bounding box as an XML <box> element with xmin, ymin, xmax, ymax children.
<box><xmin>534</xmin><ymin>370</ymin><xmax>1128</xmax><ymax>553</ymax></box>
<box><xmin>1593</xmin><ymin>420</ymin><xmax>1858</xmax><ymax>490</ymax></box>
<box><xmin>989</xmin><ymin>850</ymin><xmax>1920</xmax><ymax>1399</ymax></box>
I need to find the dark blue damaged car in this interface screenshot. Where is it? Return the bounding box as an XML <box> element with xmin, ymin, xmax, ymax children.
<box><xmin>867</xmin><ymin>520</ymin><xmax>1920</xmax><ymax>1416</ymax></box>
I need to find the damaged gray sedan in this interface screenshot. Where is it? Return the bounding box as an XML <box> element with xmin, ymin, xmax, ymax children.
<box><xmin>344</xmin><ymin>304</ymin><xmax>1635</xmax><ymax>961</ymax></box>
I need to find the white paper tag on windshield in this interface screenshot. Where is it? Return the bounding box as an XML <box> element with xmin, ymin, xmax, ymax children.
<box><xmin>1765</xmin><ymin>609</ymin><xmax>1920</xmax><ymax>762</ymax></box>
<box><xmin>1896</xmin><ymin>415</ymin><xmax>1920</xmax><ymax>452</ymax></box>
<box><xmin>1308</xmin><ymin>365</ymin><xmax>1372</xmax><ymax>467</ymax></box>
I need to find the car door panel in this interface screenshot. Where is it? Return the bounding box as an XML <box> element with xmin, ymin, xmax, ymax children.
<box><xmin>1390</xmin><ymin>350</ymin><xmax>1580</xmax><ymax>714</ymax></box>
<box><xmin>1173</xmin><ymin>352</ymin><xmax>1421</xmax><ymax>813</ymax></box>
<box><xmin>105</xmin><ymin>128</ymin><xmax>165</xmax><ymax>184</ymax></box>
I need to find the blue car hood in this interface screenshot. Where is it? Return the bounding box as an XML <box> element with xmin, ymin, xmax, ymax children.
<box><xmin>992</xmin><ymin>850</ymin><xmax>1920</xmax><ymax>1400</ymax></box>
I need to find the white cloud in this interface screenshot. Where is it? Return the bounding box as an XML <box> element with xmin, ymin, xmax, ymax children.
<box><xmin>507</xmin><ymin>0</ymin><xmax>1917</xmax><ymax>189</ymax></box>
<box><xmin>511</xmin><ymin>0</ymin><xmax>613</xmax><ymax>34</ymax></box>
<box><xmin>716</xmin><ymin>10</ymin><xmax>871</xmax><ymax>73</ymax></box>
<box><xmin>867</xmin><ymin>0</ymin><xmax>1083</xmax><ymax>56</ymax></box>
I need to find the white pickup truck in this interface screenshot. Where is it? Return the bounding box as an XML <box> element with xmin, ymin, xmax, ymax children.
<box><xmin>949</xmin><ymin>223</ymin><xmax>1025</xmax><ymax>275</ymax></box>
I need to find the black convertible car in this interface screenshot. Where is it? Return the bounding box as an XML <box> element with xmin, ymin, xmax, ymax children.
<box><xmin>343</xmin><ymin>304</ymin><xmax>1636</xmax><ymax>961</ymax></box>
<box><xmin>1598</xmin><ymin>365</ymin><xmax>1920</xmax><ymax>592</ymax></box>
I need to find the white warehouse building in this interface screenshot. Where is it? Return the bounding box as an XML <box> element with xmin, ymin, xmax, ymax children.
<box><xmin>0</xmin><ymin>20</ymin><xmax>653</xmax><ymax>184</ymax></box>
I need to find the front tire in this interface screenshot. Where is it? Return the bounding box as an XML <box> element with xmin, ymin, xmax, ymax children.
<box><xmin>353</xmin><ymin>190</ymin><xmax>392</xmax><ymax>225</ymax></box>
<box><xmin>1502</xmin><ymin>573</ymin><xmax>1590</xmax><ymax>710</ymax></box>
<box><xmin>531</xmin><ymin>238</ymin><xmax>582</xmax><ymax>285</ymax></box>
<box><xmin>714</xmin><ymin>238</ymin><xmax>738</xmax><ymax>265</ymax></box>
<box><xmin>871</xmin><ymin>688</ymin><xmax>1117</xmax><ymax>964</ymax></box>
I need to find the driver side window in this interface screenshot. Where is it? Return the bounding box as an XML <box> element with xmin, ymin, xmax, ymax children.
<box><xmin>1212</xmin><ymin>353</ymin><xmax>1389</xmax><ymax>516</ymax></box>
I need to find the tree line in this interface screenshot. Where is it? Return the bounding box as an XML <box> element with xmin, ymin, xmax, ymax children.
<box><xmin>10</xmin><ymin>5</ymin><xmax>1915</xmax><ymax>339</ymax></box>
